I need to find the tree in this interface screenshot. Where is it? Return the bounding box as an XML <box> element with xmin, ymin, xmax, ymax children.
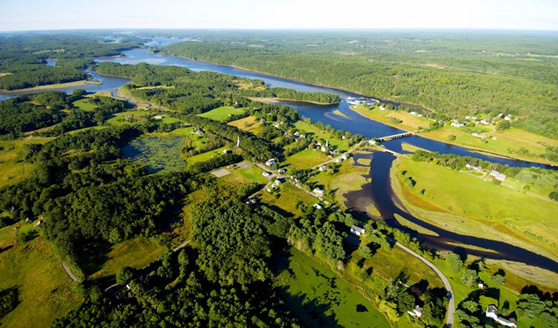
<box><xmin>397</xmin><ymin>291</ymin><xmax>415</xmax><ymax>314</ymax></box>
<box><xmin>445</xmin><ymin>252</ymin><xmax>463</xmax><ymax>273</ymax></box>
<box><xmin>461</xmin><ymin>269</ymin><xmax>478</xmax><ymax>288</ymax></box>
<box><xmin>359</xmin><ymin>245</ymin><xmax>374</xmax><ymax>258</ymax></box>
<box><xmin>116</xmin><ymin>266</ymin><xmax>135</xmax><ymax>285</ymax></box>
<box><xmin>550</xmin><ymin>191</ymin><xmax>558</xmax><ymax>201</ymax></box>
<box><xmin>491</xmin><ymin>273</ymin><xmax>505</xmax><ymax>286</ymax></box>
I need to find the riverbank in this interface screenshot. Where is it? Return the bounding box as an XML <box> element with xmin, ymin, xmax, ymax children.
<box><xmin>249</xmin><ymin>96</ymin><xmax>340</xmax><ymax>106</ymax></box>
<box><xmin>0</xmin><ymin>80</ymin><xmax>102</xmax><ymax>94</ymax></box>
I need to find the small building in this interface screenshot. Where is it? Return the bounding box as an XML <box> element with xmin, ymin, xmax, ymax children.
<box><xmin>486</xmin><ymin>305</ymin><xmax>517</xmax><ymax>328</ymax></box>
<box><xmin>369</xmin><ymin>139</ymin><xmax>377</xmax><ymax>145</ymax></box>
<box><xmin>350</xmin><ymin>225</ymin><xmax>365</xmax><ymax>236</ymax></box>
<box><xmin>341</xmin><ymin>153</ymin><xmax>349</xmax><ymax>160</ymax></box>
<box><xmin>25</xmin><ymin>217</ymin><xmax>31</xmax><ymax>223</ymax></box>
<box><xmin>472</xmin><ymin>132</ymin><xmax>487</xmax><ymax>139</ymax></box>
<box><xmin>478</xmin><ymin>283</ymin><xmax>484</xmax><ymax>289</ymax></box>
<box><xmin>335</xmin><ymin>158</ymin><xmax>342</xmax><ymax>163</ymax></box>
<box><xmin>34</xmin><ymin>220</ymin><xmax>42</xmax><ymax>227</ymax></box>
<box><xmin>223</xmin><ymin>149</ymin><xmax>232</xmax><ymax>154</ymax></box>
<box><xmin>313</xmin><ymin>188</ymin><xmax>325</xmax><ymax>197</ymax></box>
<box><xmin>319</xmin><ymin>166</ymin><xmax>327</xmax><ymax>172</ymax></box>
<box><xmin>321</xmin><ymin>146</ymin><xmax>328</xmax><ymax>152</ymax></box>
<box><xmin>407</xmin><ymin>305</ymin><xmax>422</xmax><ymax>318</ymax></box>
<box><xmin>262</xmin><ymin>172</ymin><xmax>271</xmax><ymax>177</ymax></box>
<box><xmin>265</xmin><ymin>158</ymin><xmax>277</xmax><ymax>167</ymax></box>
<box><xmin>490</xmin><ymin>170</ymin><xmax>506</xmax><ymax>182</ymax></box>
<box><xmin>195</xmin><ymin>128</ymin><xmax>205</xmax><ymax>135</ymax></box>
<box><xmin>272</xmin><ymin>180</ymin><xmax>282</xmax><ymax>188</ymax></box>
<box><xmin>245</xmin><ymin>199</ymin><xmax>257</xmax><ymax>205</ymax></box>
<box><xmin>313</xmin><ymin>204</ymin><xmax>323</xmax><ymax>210</ymax></box>
<box><xmin>466</xmin><ymin>163</ymin><xmax>483</xmax><ymax>172</ymax></box>
<box><xmin>153</xmin><ymin>115</ymin><xmax>163</xmax><ymax>120</ymax></box>
<box><xmin>278</xmin><ymin>169</ymin><xmax>285</xmax><ymax>174</ymax></box>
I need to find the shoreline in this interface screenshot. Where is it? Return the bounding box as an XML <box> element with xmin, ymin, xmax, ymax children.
<box><xmin>158</xmin><ymin>51</ymin><xmax>434</xmax><ymax>112</ymax></box>
<box><xmin>0</xmin><ymin>80</ymin><xmax>102</xmax><ymax>94</ymax></box>
<box><xmin>249</xmin><ymin>96</ymin><xmax>339</xmax><ymax>106</ymax></box>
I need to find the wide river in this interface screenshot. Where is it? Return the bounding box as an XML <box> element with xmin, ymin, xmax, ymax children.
<box><xmin>1</xmin><ymin>43</ymin><xmax>556</xmax><ymax>271</ymax></box>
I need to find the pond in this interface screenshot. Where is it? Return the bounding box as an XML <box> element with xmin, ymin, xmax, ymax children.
<box><xmin>121</xmin><ymin>135</ymin><xmax>186</xmax><ymax>173</ymax></box>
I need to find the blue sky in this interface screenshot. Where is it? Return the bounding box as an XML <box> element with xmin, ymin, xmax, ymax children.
<box><xmin>1</xmin><ymin>0</ymin><xmax>557</xmax><ymax>31</ymax></box>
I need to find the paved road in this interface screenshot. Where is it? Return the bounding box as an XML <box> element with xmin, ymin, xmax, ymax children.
<box><xmin>395</xmin><ymin>242</ymin><xmax>455</xmax><ymax>327</ymax></box>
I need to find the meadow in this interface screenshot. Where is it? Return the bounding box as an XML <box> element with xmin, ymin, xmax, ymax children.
<box><xmin>198</xmin><ymin>106</ymin><xmax>245</xmax><ymax>122</ymax></box>
<box><xmin>351</xmin><ymin>105</ymin><xmax>432</xmax><ymax>131</ymax></box>
<box><xmin>0</xmin><ymin>138</ymin><xmax>51</xmax><ymax>189</ymax></box>
<box><xmin>122</xmin><ymin>135</ymin><xmax>186</xmax><ymax>173</ymax></box>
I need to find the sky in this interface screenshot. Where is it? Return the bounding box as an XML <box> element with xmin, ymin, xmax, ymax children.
<box><xmin>1</xmin><ymin>0</ymin><xmax>557</xmax><ymax>32</ymax></box>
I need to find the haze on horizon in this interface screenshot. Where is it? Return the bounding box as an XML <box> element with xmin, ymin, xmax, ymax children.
<box><xmin>1</xmin><ymin>0</ymin><xmax>557</xmax><ymax>32</ymax></box>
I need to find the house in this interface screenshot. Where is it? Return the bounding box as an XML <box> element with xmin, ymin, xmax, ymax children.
<box><xmin>466</xmin><ymin>163</ymin><xmax>483</xmax><ymax>172</ymax></box>
<box><xmin>480</xmin><ymin>120</ymin><xmax>489</xmax><ymax>125</ymax></box>
<box><xmin>321</xmin><ymin>146</ymin><xmax>328</xmax><ymax>152</ymax></box>
<box><xmin>504</xmin><ymin>116</ymin><xmax>511</xmax><ymax>121</ymax></box>
<box><xmin>245</xmin><ymin>199</ymin><xmax>257</xmax><ymax>205</ymax></box>
<box><xmin>294</xmin><ymin>131</ymin><xmax>300</xmax><ymax>137</ymax></box>
<box><xmin>262</xmin><ymin>171</ymin><xmax>271</xmax><ymax>177</ymax></box>
<box><xmin>335</xmin><ymin>158</ymin><xmax>342</xmax><ymax>163</ymax></box>
<box><xmin>278</xmin><ymin>169</ymin><xmax>285</xmax><ymax>174</ymax></box>
<box><xmin>313</xmin><ymin>204</ymin><xmax>323</xmax><ymax>210</ymax></box>
<box><xmin>265</xmin><ymin>158</ymin><xmax>277</xmax><ymax>167</ymax></box>
<box><xmin>223</xmin><ymin>149</ymin><xmax>231</xmax><ymax>154</ymax></box>
<box><xmin>341</xmin><ymin>153</ymin><xmax>349</xmax><ymax>160</ymax></box>
<box><xmin>153</xmin><ymin>115</ymin><xmax>163</xmax><ymax>120</ymax></box>
<box><xmin>312</xmin><ymin>188</ymin><xmax>324</xmax><ymax>197</ymax></box>
<box><xmin>478</xmin><ymin>283</ymin><xmax>484</xmax><ymax>289</ymax></box>
<box><xmin>486</xmin><ymin>305</ymin><xmax>517</xmax><ymax>328</ymax></box>
<box><xmin>410</xmin><ymin>111</ymin><xmax>417</xmax><ymax>116</ymax></box>
<box><xmin>195</xmin><ymin>128</ymin><xmax>205</xmax><ymax>135</ymax></box>
<box><xmin>369</xmin><ymin>139</ymin><xmax>377</xmax><ymax>145</ymax></box>
<box><xmin>450</xmin><ymin>122</ymin><xmax>465</xmax><ymax>128</ymax></box>
<box><xmin>472</xmin><ymin>132</ymin><xmax>486</xmax><ymax>139</ymax></box>
<box><xmin>319</xmin><ymin>166</ymin><xmax>327</xmax><ymax>172</ymax></box>
<box><xmin>25</xmin><ymin>217</ymin><xmax>31</xmax><ymax>223</ymax></box>
<box><xmin>407</xmin><ymin>305</ymin><xmax>422</xmax><ymax>318</ymax></box>
<box><xmin>498</xmin><ymin>113</ymin><xmax>506</xmax><ymax>118</ymax></box>
<box><xmin>350</xmin><ymin>225</ymin><xmax>365</xmax><ymax>236</ymax></box>
<box><xmin>489</xmin><ymin>170</ymin><xmax>506</xmax><ymax>182</ymax></box>
<box><xmin>272</xmin><ymin>180</ymin><xmax>282</xmax><ymax>188</ymax></box>
<box><xmin>34</xmin><ymin>220</ymin><xmax>42</xmax><ymax>227</ymax></box>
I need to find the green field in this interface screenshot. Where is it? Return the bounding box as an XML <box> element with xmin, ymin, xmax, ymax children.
<box><xmin>352</xmin><ymin>105</ymin><xmax>432</xmax><ymax>131</ymax></box>
<box><xmin>224</xmin><ymin>164</ymin><xmax>268</xmax><ymax>185</ymax></box>
<box><xmin>105</xmin><ymin>111</ymin><xmax>153</xmax><ymax>126</ymax></box>
<box><xmin>198</xmin><ymin>106</ymin><xmax>245</xmax><ymax>122</ymax></box>
<box><xmin>0</xmin><ymin>138</ymin><xmax>51</xmax><ymax>189</ymax></box>
<box><xmin>392</xmin><ymin>157</ymin><xmax>558</xmax><ymax>261</ymax></box>
<box><xmin>274</xmin><ymin>247</ymin><xmax>391</xmax><ymax>328</ymax></box>
<box><xmin>0</xmin><ymin>224</ymin><xmax>82</xmax><ymax>328</ymax></box>
<box><xmin>72</xmin><ymin>98</ymin><xmax>97</xmax><ymax>111</ymax></box>
<box><xmin>284</xmin><ymin>149</ymin><xmax>330</xmax><ymax>171</ymax></box>
<box><xmin>89</xmin><ymin>237</ymin><xmax>166</xmax><ymax>279</ymax></box>
<box><xmin>228</xmin><ymin>115</ymin><xmax>263</xmax><ymax>133</ymax></box>
<box><xmin>260</xmin><ymin>183</ymin><xmax>317</xmax><ymax>216</ymax></box>
<box><xmin>185</xmin><ymin>146</ymin><xmax>228</xmax><ymax>167</ymax></box>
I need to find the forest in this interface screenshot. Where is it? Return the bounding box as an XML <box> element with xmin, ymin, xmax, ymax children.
<box><xmin>0</xmin><ymin>34</ymin><xmax>141</xmax><ymax>90</ymax></box>
<box><xmin>161</xmin><ymin>31</ymin><xmax>558</xmax><ymax>139</ymax></box>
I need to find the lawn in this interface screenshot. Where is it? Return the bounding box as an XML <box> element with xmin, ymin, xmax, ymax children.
<box><xmin>351</xmin><ymin>105</ymin><xmax>432</xmax><ymax>131</ymax></box>
<box><xmin>184</xmin><ymin>146</ymin><xmax>228</xmax><ymax>167</ymax></box>
<box><xmin>260</xmin><ymin>183</ymin><xmax>317</xmax><ymax>217</ymax></box>
<box><xmin>105</xmin><ymin>111</ymin><xmax>153</xmax><ymax>126</ymax></box>
<box><xmin>294</xmin><ymin>120</ymin><xmax>352</xmax><ymax>152</ymax></box>
<box><xmin>274</xmin><ymin>247</ymin><xmax>391</xmax><ymax>328</ymax></box>
<box><xmin>0</xmin><ymin>224</ymin><xmax>83</xmax><ymax>328</ymax></box>
<box><xmin>224</xmin><ymin>164</ymin><xmax>268</xmax><ymax>185</ymax></box>
<box><xmin>89</xmin><ymin>237</ymin><xmax>166</xmax><ymax>279</ymax></box>
<box><xmin>198</xmin><ymin>106</ymin><xmax>245</xmax><ymax>122</ymax></box>
<box><xmin>284</xmin><ymin>149</ymin><xmax>330</xmax><ymax>171</ymax></box>
<box><xmin>421</xmin><ymin>126</ymin><xmax>558</xmax><ymax>165</ymax></box>
<box><xmin>228</xmin><ymin>115</ymin><xmax>263</xmax><ymax>133</ymax></box>
<box><xmin>0</xmin><ymin>138</ymin><xmax>51</xmax><ymax>189</ymax></box>
<box><xmin>72</xmin><ymin>98</ymin><xmax>97</xmax><ymax>111</ymax></box>
<box><xmin>392</xmin><ymin>157</ymin><xmax>558</xmax><ymax>260</ymax></box>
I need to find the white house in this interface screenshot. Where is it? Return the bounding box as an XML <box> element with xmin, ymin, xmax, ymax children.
<box><xmin>350</xmin><ymin>225</ymin><xmax>365</xmax><ymax>236</ymax></box>
<box><xmin>407</xmin><ymin>305</ymin><xmax>422</xmax><ymax>318</ymax></box>
<box><xmin>265</xmin><ymin>158</ymin><xmax>277</xmax><ymax>167</ymax></box>
<box><xmin>153</xmin><ymin>115</ymin><xmax>163</xmax><ymax>120</ymax></box>
<box><xmin>319</xmin><ymin>166</ymin><xmax>327</xmax><ymax>172</ymax></box>
<box><xmin>313</xmin><ymin>188</ymin><xmax>325</xmax><ymax>197</ymax></box>
<box><xmin>490</xmin><ymin>170</ymin><xmax>506</xmax><ymax>182</ymax></box>
<box><xmin>341</xmin><ymin>153</ymin><xmax>349</xmax><ymax>160</ymax></box>
<box><xmin>272</xmin><ymin>180</ymin><xmax>282</xmax><ymax>188</ymax></box>
<box><xmin>471</xmin><ymin>132</ymin><xmax>487</xmax><ymax>139</ymax></box>
<box><xmin>486</xmin><ymin>305</ymin><xmax>517</xmax><ymax>328</ymax></box>
<box><xmin>466</xmin><ymin>163</ymin><xmax>483</xmax><ymax>172</ymax></box>
<box><xmin>369</xmin><ymin>139</ymin><xmax>377</xmax><ymax>145</ymax></box>
<box><xmin>223</xmin><ymin>149</ymin><xmax>231</xmax><ymax>154</ymax></box>
<box><xmin>313</xmin><ymin>204</ymin><xmax>323</xmax><ymax>210</ymax></box>
<box><xmin>262</xmin><ymin>172</ymin><xmax>272</xmax><ymax>177</ymax></box>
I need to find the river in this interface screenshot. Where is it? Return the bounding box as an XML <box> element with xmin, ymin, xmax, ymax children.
<box><xmin>1</xmin><ymin>41</ymin><xmax>556</xmax><ymax>271</ymax></box>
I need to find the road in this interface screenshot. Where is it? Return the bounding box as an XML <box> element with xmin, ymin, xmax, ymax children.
<box><xmin>395</xmin><ymin>242</ymin><xmax>454</xmax><ymax>327</ymax></box>
<box><xmin>62</xmin><ymin>261</ymin><xmax>79</xmax><ymax>282</ymax></box>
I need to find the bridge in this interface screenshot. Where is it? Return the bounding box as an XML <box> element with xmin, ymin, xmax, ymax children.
<box><xmin>376</xmin><ymin>130</ymin><xmax>418</xmax><ymax>142</ymax></box>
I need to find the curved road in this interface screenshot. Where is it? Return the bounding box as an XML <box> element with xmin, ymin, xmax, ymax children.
<box><xmin>395</xmin><ymin>242</ymin><xmax>454</xmax><ymax>327</ymax></box>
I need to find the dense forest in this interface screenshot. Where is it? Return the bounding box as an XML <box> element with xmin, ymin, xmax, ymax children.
<box><xmin>161</xmin><ymin>31</ymin><xmax>558</xmax><ymax>139</ymax></box>
<box><xmin>0</xmin><ymin>34</ymin><xmax>141</xmax><ymax>90</ymax></box>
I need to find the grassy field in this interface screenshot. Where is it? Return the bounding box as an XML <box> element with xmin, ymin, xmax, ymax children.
<box><xmin>0</xmin><ymin>224</ymin><xmax>83</xmax><ymax>328</ymax></box>
<box><xmin>184</xmin><ymin>146</ymin><xmax>228</xmax><ymax>167</ymax></box>
<box><xmin>421</xmin><ymin>126</ymin><xmax>558</xmax><ymax>165</ymax></box>
<box><xmin>0</xmin><ymin>138</ymin><xmax>51</xmax><ymax>189</ymax></box>
<box><xmin>294</xmin><ymin>121</ymin><xmax>352</xmax><ymax>152</ymax></box>
<box><xmin>283</xmin><ymin>149</ymin><xmax>330</xmax><ymax>171</ymax></box>
<box><xmin>72</xmin><ymin>98</ymin><xmax>97</xmax><ymax>111</ymax></box>
<box><xmin>223</xmin><ymin>164</ymin><xmax>268</xmax><ymax>185</ymax></box>
<box><xmin>351</xmin><ymin>105</ymin><xmax>432</xmax><ymax>131</ymax></box>
<box><xmin>260</xmin><ymin>183</ymin><xmax>317</xmax><ymax>217</ymax></box>
<box><xmin>198</xmin><ymin>106</ymin><xmax>245</xmax><ymax>122</ymax></box>
<box><xmin>105</xmin><ymin>110</ymin><xmax>153</xmax><ymax>126</ymax></box>
<box><xmin>274</xmin><ymin>247</ymin><xmax>391</xmax><ymax>328</ymax></box>
<box><xmin>89</xmin><ymin>237</ymin><xmax>165</xmax><ymax>279</ymax></box>
<box><xmin>0</xmin><ymin>80</ymin><xmax>101</xmax><ymax>93</ymax></box>
<box><xmin>228</xmin><ymin>115</ymin><xmax>263</xmax><ymax>133</ymax></box>
<box><xmin>391</xmin><ymin>157</ymin><xmax>558</xmax><ymax>261</ymax></box>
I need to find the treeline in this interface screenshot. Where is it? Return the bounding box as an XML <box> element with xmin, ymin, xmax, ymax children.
<box><xmin>411</xmin><ymin>150</ymin><xmax>520</xmax><ymax>176</ymax></box>
<box><xmin>240</xmin><ymin>86</ymin><xmax>340</xmax><ymax>104</ymax></box>
<box><xmin>53</xmin><ymin>194</ymin><xmax>300</xmax><ymax>327</ymax></box>
<box><xmin>162</xmin><ymin>41</ymin><xmax>558</xmax><ymax>139</ymax></box>
<box><xmin>0</xmin><ymin>90</ymin><xmax>130</xmax><ymax>137</ymax></box>
<box><xmin>0</xmin><ymin>33</ymin><xmax>141</xmax><ymax>90</ymax></box>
